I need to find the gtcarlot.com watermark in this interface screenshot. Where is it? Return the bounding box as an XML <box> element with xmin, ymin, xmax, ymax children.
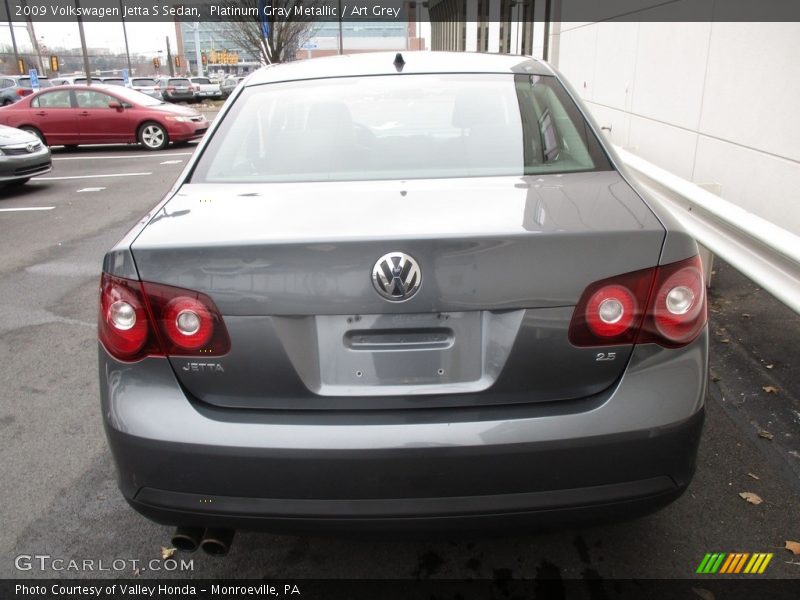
<box><xmin>14</xmin><ymin>554</ymin><xmax>194</xmax><ymax>573</ymax></box>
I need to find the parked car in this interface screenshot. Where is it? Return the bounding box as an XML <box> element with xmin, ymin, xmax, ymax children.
<box><xmin>0</xmin><ymin>84</ymin><xmax>208</xmax><ymax>150</ymax></box>
<box><xmin>189</xmin><ymin>77</ymin><xmax>222</xmax><ymax>100</ymax></box>
<box><xmin>220</xmin><ymin>75</ymin><xmax>245</xmax><ymax>98</ymax></box>
<box><xmin>130</xmin><ymin>77</ymin><xmax>162</xmax><ymax>100</ymax></box>
<box><xmin>0</xmin><ymin>123</ymin><xmax>51</xmax><ymax>186</ymax></box>
<box><xmin>0</xmin><ymin>75</ymin><xmax>53</xmax><ymax>105</ymax></box>
<box><xmin>99</xmin><ymin>52</ymin><xmax>708</xmax><ymax>552</ymax></box>
<box><xmin>159</xmin><ymin>77</ymin><xmax>195</xmax><ymax>102</ymax></box>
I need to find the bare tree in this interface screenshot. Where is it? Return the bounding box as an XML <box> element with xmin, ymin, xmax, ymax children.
<box><xmin>221</xmin><ymin>0</ymin><xmax>321</xmax><ymax>65</ymax></box>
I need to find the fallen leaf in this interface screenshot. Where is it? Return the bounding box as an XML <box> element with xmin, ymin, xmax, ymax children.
<box><xmin>132</xmin><ymin>568</ymin><xmax>140</xmax><ymax>577</ymax></box>
<box><xmin>763</xmin><ymin>386</ymin><xmax>779</xmax><ymax>394</ymax></box>
<box><xmin>711</xmin><ymin>375</ymin><xmax>721</xmax><ymax>382</ymax></box>
<box><xmin>739</xmin><ymin>492</ymin><xmax>763</xmax><ymax>505</ymax></box>
<box><xmin>160</xmin><ymin>547</ymin><xmax>176</xmax><ymax>560</ymax></box>
<box><xmin>742</xmin><ymin>313</ymin><xmax>751</xmax><ymax>319</ymax></box>
<box><xmin>766</xmin><ymin>364</ymin><xmax>774</xmax><ymax>369</ymax></box>
<box><xmin>747</xmin><ymin>473</ymin><xmax>760</xmax><ymax>480</ymax></box>
<box><xmin>785</xmin><ymin>541</ymin><xmax>800</xmax><ymax>555</ymax></box>
<box><xmin>692</xmin><ymin>588</ymin><xmax>715</xmax><ymax>600</ymax></box>
<box><xmin>720</xmin><ymin>339</ymin><xmax>731</xmax><ymax>344</ymax></box>
<box><xmin>758</xmin><ymin>430</ymin><xmax>774</xmax><ymax>440</ymax></box>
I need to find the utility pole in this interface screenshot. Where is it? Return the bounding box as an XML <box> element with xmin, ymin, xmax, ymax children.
<box><xmin>166</xmin><ymin>36</ymin><xmax>175</xmax><ymax>76</ymax></box>
<box><xmin>337</xmin><ymin>0</ymin><xmax>343</xmax><ymax>54</ymax></box>
<box><xmin>75</xmin><ymin>0</ymin><xmax>92</xmax><ymax>84</ymax></box>
<box><xmin>21</xmin><ymin>0</ymin><xmax>45</xmax><ymax>73</ymax></box>
<box><xmin>119</xmin><ymin>0</ymin><xmax>133</xmax><ymax>75</ymax></box>
<box><xmin>3</xmin><ymin>0</ymin><xmax>21</xmax><ymax>73</ymax></box>
<box><xmin>193</xmin><ymin>23</ymin><xmax>203</xmax><ymax>77</ymax></box>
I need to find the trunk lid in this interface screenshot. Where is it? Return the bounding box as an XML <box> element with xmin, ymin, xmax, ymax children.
<box><xmin>131</xmin><ymin>172</ymin><xmax>665</xmax><ymax>409</ymax></box>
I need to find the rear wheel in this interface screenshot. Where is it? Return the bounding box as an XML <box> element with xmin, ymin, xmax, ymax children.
<box><xmin>19</xmin><ymin>126</ymin><xmax>46</xmax><ymax>145</ymax></box>
<box><xmin>138</xmin><ymin>122</ymin><xmax>168</xmax><ymax>151</ymax></box>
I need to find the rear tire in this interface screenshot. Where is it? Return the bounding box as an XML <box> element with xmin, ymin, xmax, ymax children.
<box><xmin>138</xmin><ymin>122</ymin><xmax>169</xmax><ymax>151</ymax></box>
<box><xmin>19</xmin><ymin>126</ymin><xmax>46</xmax><ymax>145</ymax></box>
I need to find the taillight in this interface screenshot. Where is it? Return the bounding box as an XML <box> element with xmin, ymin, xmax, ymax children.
<box><xmin>569</xmin><ymin>255</ymin><xmax>707</xmax><ymax>349</ymax></box>
<box><xmin>98</xmin><ymin>274</ymin><xmax>160</xmax><ymax>360</ymax></box>
<box><xmin>167</xmin><ymin>86</ymin><xmax>175</xmax><ymax>92</ymax></box>
<box><xmin>17</xmin><ymin>89</ymin><xmax>30</xmax><ymax>96</ymax></box>
<box><xmin>639</xmin><ymin>255</ymin><xmax>707</xmax><ymax>348</ymax></box>
<box><xmin>98</xmin><ymin>274</ymin><xmax>230</xmax><ymax>362</ymax></box>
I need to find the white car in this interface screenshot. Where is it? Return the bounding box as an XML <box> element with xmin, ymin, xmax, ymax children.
<box><xmin>190</xmin><ymin>77</ymin><xmax>221</xmax><ymax>100</ymax></box>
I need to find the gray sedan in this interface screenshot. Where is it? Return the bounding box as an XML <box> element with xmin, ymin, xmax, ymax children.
<box><xmin>0</xmin><ymin>124</ymin><xmax>51</xmax><ymax>186</ymax></box>
<box><xmin>99</xmin><ymin>52</ymin><xmax>708</xmax><ymax>555</ymax></box>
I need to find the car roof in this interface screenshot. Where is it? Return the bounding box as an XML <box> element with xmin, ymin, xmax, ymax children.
<box><xmin>245</xmin><ymin>51</ymin><xmax>552</xmax><ymax>87</ymax></box>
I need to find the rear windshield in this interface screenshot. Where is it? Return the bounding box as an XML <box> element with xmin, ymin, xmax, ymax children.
<box><xmin>192</xmin><ymin>78</ymin><xmax>211</xmax><ymax>84</ymax></box>
<box><xmin>168</xmin><ymin>79</ymin><xmax>190</xmax><ymax>85</ymax></box>
<box><xmin>20</xmin><ymin>78</ymin><xmax>52</xmax><ymax>89</ymax></box>
<box><xmin>103</xmin><ymin>78</ymin><xmax>125</xmax><ymax>85</ymax></box>
<box><xmin>191</xmin><ymin>74</ymin><xmax>611</xmax><ymax>183</ymax></box>
<box><xmin>132</xmin><ymin>78</ymin><xmax>158</xmax><ymax>86</ymax></box>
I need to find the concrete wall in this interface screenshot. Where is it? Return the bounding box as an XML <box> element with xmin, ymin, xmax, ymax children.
<box><xmin>552</xmin><ymin>19</ymin><xmax>800</xmax><ymax>236</ymax></box>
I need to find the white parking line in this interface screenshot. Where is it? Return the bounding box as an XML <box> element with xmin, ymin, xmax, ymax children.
<box><xmin>160</xmin><ymin>160</ymin><xmax>183</xmax><ymax>165</ymax></box>
<box><xmin>34</xmin><ymin>172</ymin><xmax>152</xmax><ymax>181</ymax></box>
<box><xmin>0</xmin><ymin>206</ymin><xmax>55</xmax><ymax>212</ymax></box>
<box><xmin>77</xmin><ymin>187</ymin><xmax>107</xmax><ymax>193</ymax></box>
<box><xmin>53</xmin><ymin>152</ymin><xmax>193</xmax><ymax>161</ymax></box>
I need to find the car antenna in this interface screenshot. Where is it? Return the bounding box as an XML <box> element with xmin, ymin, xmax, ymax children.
<box><xmin>393</xmin><ymin>53</ymin><xmax>405</xmax><ymax>72</ymax></box>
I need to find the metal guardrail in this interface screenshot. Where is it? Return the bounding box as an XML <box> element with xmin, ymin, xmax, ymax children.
<box><xmin>616</xmin><ymin>147</ymin><xmax>800</xmax><ymax>315</ymax></box>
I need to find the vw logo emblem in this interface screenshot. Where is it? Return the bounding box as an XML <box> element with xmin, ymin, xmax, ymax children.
<box><xmin>371</xmin><ymin>252</ymin><xmax>422</xmax><ymax>302</ymax></box>
<box><xmin>26</xmin><ymin>143</ymin><xmax>36</xmax><ymax>153</ymax></box>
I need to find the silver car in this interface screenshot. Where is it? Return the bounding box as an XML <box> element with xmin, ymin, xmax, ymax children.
<box><xmin>99</xmin><ymin>53</ymin><xmax>707</xmax><ymax>555</ymax></box>
<box><xmin>0</xmin><ymin>124</ymin><xmax>51</xmax><ymax>186</ymax></box>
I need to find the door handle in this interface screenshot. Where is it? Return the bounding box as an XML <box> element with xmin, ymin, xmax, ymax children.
<box><xmin>34</xmin><ymin>111</ymin><xmax>46</xmax><ymax>116</ymax></box>
<box><xmin>79</xmin><ymin>111</ymin><xmax>90</xmax><ymax>116</ymax></box>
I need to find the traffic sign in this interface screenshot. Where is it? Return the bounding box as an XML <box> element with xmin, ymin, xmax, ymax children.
<box><xmin>29</xmin><ymin>69</ymin><xmax>39</xmax><ymax>89</ymax></box>
<box><xmin>122</xmin><ymin>68</ymin><xmax>130</xmax><ymax>85</ymax></box>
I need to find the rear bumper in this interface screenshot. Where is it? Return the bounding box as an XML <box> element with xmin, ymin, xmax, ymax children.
<box><xmin>101</xmin><ymin>331</ymin><xmax>707</xmax><ymax>531</ymax></box>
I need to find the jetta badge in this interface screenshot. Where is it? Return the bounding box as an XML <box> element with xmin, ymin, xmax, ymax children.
<box><xmin>26</xmin><ymin>143</ymin><xmax>36</xmax><ymax>153</ymax></box>
<box><xmin>372</xmin><ymin>252</ymin><xmax>422</xmax><ymax>301</ymax></box>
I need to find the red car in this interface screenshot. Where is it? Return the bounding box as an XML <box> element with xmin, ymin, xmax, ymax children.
<box><xmin>0</xmin><ymin>84</ymin><xmax>208</xmax><ymax>150</ymax></box>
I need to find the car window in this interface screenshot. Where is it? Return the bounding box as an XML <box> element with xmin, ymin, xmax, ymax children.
<box><xmin>104</xmin><ymin>79</ymin><xmax>125</xmax><ymax>86</ymax></box>
<box><xmin>169</xmin><ymin>79</ymin><xmax>190</xmax><ymax>86</ymax></box>
<box><xmin>31</xmin><ymin>90</ymin><xmax>72</xmax><ymax>108</ymax></box>
<box><xmin>75</xmin><ymin>90</ymin><xmax>116</xmax><ymax>108</ymax></box>
<box><xmin>132</xmin><ymin>78</ymin><xmax>157</xmax><ymax>86</ymax></box>
<box><xmin>192</xmin><ymin>73</ymin><xmax>611</xmax><ymax>184</ymax></box>
<box><xmin>19</xmin><ymin>79</ymin><xmax>52</xmax><ymax>89</ymax></box>
<box><xmin>192</xmin><ymin>78</ymin><xmax>211</xmax><ymax>85</ymax></box>
<box><xmin>0</xmin><ymin>78</ymin><xmax>13</xmax><ymax>89</ymax></box>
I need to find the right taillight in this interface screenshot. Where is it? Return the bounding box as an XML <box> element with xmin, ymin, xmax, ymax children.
<box><xmin>98</xmin><ymin>273</ymin><xmax>230</xmax><ymax>362</ymax></box>
<box><xmin>638</xmin><ymin>255</ymin><xmax>707</xmax><ymax>348</ymax></box>
<box><xmin>569</xmin><ymin>255</ymin><xmax>707</xmax><ymax>349</ymax></box>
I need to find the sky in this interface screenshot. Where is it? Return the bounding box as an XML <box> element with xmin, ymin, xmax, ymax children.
<box><xmin>1</xmin><ymin>21</ymin><xmax>177</xmax><ymax>57</ymax></box>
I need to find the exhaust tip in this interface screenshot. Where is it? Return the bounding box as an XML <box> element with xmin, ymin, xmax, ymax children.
<box><xmin>200</xmin><ymin>528</ymin><xmax>235</xmax><ymax>557</ymax></box>
<box><xmin>171</xmin><ymin>526</ymin><xmax>204</xmax><ymax>553</ymax></box>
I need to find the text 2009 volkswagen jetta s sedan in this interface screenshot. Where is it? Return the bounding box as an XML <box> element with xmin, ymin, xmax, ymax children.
<box><xmin>99</xmin><ymin>53</ymin><xmax>707</xmax><ymax>554</ymax></box>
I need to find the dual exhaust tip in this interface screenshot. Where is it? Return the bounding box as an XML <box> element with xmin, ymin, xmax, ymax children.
<box><xmin>171</xmin><ymin>527</ymin><xmax>234</xmax><ymax>556</ymax></box>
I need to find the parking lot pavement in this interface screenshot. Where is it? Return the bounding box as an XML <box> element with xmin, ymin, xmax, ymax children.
<box><xmin>1</xmin><ymin>148</ymin><xmax>798</xmax><ymax>581</ymax></box>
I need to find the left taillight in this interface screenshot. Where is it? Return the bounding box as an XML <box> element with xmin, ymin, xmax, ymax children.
<box><xmin>98</xmin><ymin>273</ymin><xmax>230</xmax><ymax>362</ymax></box>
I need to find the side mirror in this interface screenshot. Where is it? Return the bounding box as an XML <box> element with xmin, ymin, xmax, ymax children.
<box><xmin>108</xmin><ymin>101</ymin><xmax>123</xmax><ymax>110</ymax></box>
